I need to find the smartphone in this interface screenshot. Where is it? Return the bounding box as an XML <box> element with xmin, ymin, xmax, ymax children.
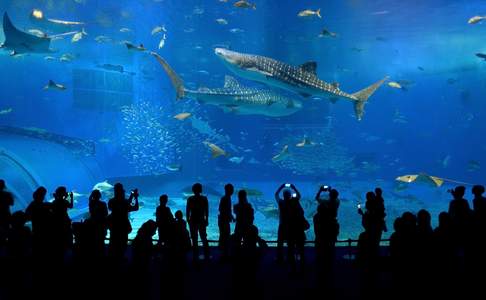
<box><xmin>285</xmin><ymin>183</ymin><xmax>291</xmax><ymax>188</ymax></box>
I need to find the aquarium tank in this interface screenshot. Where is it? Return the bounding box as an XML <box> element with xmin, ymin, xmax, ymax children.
<box><xmin>1</xmin><ymin>0</ymin><xmax>485</xmax><ymax>242</ymax></box>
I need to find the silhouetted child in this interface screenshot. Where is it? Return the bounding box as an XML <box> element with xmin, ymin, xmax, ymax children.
<box><xmin>233</xmin><ymin>224</ymin><xmax>267</xmax><ymax>300</ymax></box>
<box><xmin>156</xmin><ymin>194</ymin><xmax>174</xmax><ymax>248</ymax></box>
<box><xmin>186</xmin><ymin>183</ymin><xmax>209</xmax><ymax>262</ymax></box>
<box><xmin>132</xmin><ymin>219</ymin><xmax>157</xmax><ymax>267</ymax></box>
<box><xmin>218</xmin><ymin>183</ymin><xmax>234</xmax><ymax>260</ymax></box>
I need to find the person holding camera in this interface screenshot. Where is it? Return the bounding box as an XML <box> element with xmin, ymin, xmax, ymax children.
<box><xmin>107</xmin><ymin>183</ymin><xmax>139</xmax><ymax>259</ymax></box>
<box><xmin>186</xmin><ymin>183</ymin><xmax>209</xmax><ymax>262</ymax></box>
<box><xmin>314</xmin><ymin>186</ymin><xmax>340</xmax><ymax>277</ymax></box>
<box><xmin>51</xmin><ymin>186</ymin><xmax>75</xmax><ymax>257</ymax></box>
<box><xmin>275</xmin><ymin>183</ymin><xmax>307</xmax><ymax>267</ymax></box>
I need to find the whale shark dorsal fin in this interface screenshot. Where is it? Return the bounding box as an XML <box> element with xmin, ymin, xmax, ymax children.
<box><xmin>299</xmin><ymin>61</ymin><xmax>317</xmax><ymax>75</ymax></box>
<box><xmin>48</xmin><ymin>80</ymin><xmax>55</xmax><ymax>86</ymax></box>
<box><xmin>224</xmin><ymin>75</ymin><xmax>240</xmax><ymax>88</ymax></box>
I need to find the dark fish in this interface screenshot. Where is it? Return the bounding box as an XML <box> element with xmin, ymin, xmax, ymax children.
<box><xmin>476</xmin><ymin>53</ymin><xmax>486</xmax><ymax>60</ymax></box>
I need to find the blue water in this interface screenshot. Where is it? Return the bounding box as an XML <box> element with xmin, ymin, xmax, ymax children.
<box><xmin>1</xmin><ymin>0</ymin><xmax>485</xmax><ymax>240</ymax></box>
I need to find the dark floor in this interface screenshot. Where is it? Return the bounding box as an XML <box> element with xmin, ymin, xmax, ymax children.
<box><xmin>0</xmin><ymin>245</ymin><xmax>399</xmax><ymax>300</ymax></box>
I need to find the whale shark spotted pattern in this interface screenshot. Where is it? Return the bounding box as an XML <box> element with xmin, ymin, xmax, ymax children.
<box><xmin>214</xmin><ymin>48</ymin><xmax>388</xmax><ymax>120</ymax></box>
<box><xmin>151</xmin><ymin>52</ymin><xmax>302</xmax><ymax>117</ymax></box>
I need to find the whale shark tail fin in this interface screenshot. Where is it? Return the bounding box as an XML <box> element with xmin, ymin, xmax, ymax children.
<box><xmin>351</xmin><ymin>76</ymin><xmax>389</xmax><ymax>120</ymax></box>
<box><xmin>151</xmin><ymin>52</ymin><xmax>185</xmax><ymax>100</ymax></box>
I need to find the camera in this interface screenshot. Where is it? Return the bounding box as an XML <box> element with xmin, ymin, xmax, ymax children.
<box><xmin>321</xmin><ymin>185</ymin><xmax>331</xmax><ymax>192</ymax></box>
<box><xmin>292</xmin><ymin>193</ymin><xmax>297</xmax><ymax>198</ymax></box>
<box><xmin>285</xmin><ymin>183</ymin><xmax>291</xmax><ymax>188</ymax></box>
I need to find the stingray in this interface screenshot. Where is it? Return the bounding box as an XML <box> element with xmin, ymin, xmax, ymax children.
<box><xmin>0</xmin><ymin>12</ymin><xmax>52</xmax><ymax>55</ymax></box>
<box><xmin>396</xmin><ymin>173</ymin><xmax>473</xmax><ymax>187</ymax></box>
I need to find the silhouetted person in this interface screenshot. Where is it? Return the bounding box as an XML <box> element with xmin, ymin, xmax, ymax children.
<box><xmin>156</xmin><ymin>194</ymin><xmax>174</xmax><ymax>248</ymax></box>
<box><xmin>0</xmin><ymin>179</ymin><xmax>14</xmax><ymax>245</ymax></box>
<box><xmin>358</xmin><ymin>191</ymin><xmax>386</xmax><ymax>261</ymax></box>
<box><xmin>86</xmin><ymin>189</ymin><xmax>108</xmax><ymax>258</ymax></box>
<box><xmin>357</xmin><ymin>191</ymin><xmax>386</xmax><ymax>297</ymax></box>
<box><xmin>432</xmin><ymin>212</ymin><xmax>455</xmax><ymax>298</ymax></box>
<box><xmin>233</xmin><ymin>224</ymin><xmax>267</xmax><ymax>300</ymax></box>
<box><xmin>314</xmin><ymin>187</ymin><xmax>340</xmax><ymax>283</ymax></box>
<box><xmin>472</xmin><ymin>185</ymin><xmax>486</xmax><ymax>224</ymax></box>
<box><xmin>132</xmin><ymin>220</ymin><xmax>157</xmax><ymax>300</ymax></box>
<box><xmin>218</xmin><ymin>183</ymin><xmax>235</xmax><ymax>260</ymax></box>
<box><xmin>6</xmin><ymin>210</ymin><xmax>32</xmax><ymax>299</ymax></box>
<box><xmin>162</xmin><ymin>209</ymin><xmax>190</xmax><ymax>298</ymax></box>
<box><xmin>25</xmin><ymin>187</ymin><xmax>52</xmax><ymax>257</ymax></box>
<box><xmin>132</xmin><ymin>219</ymin><xmax>157</xmax><ymax>267</ymax></box>
<box><xmin>233</xmin><ymin>189</ymin><xmax>255</xmax><ymax>247</ymax></box>
<box><xmin>107</xmin><ymin>183</ymin><xmax>139</xmax><ymax>259</ymax></box>
<box><xmin>471</xmin><ymin>185</ymin><xmax>486</xmax><ymax>274</ymax></box>
<box><xmin>50</xmin><ymin>186</ymin><xmax>74</xmax><ymax>258</ymax></box>
<box><xmin>7</xmin><ymin>210</ymin><xmax>32</xmax><ymax>260</ymax></box>
<box><xmin>172</xmin><ymin>210</ymin><xmax>191</xmax><ymax>259</ymax></box>
<box><xmin>416</xmin><ymin>209</ymin><xmax>434</xmax><ymax>297</ymax></box>
<box><xmin>389</xmin><ymin>212</ymin><xmax>418</xmax><ymax>298</ymax></box>
<box><xmin>448</xmin><ymin>186</ymin><xmax>472</xmax><ymax>250</ymax></box>
<box><xmin>186</xmin><ymin>183</ymin><xmax>209</xmax><ymax>262</ymax></box>
<box><xmin>275</xmin><ymin>183</ymin><xmax>301</xmax><ymax>263</ymax></box>
<box><xmin>280</xmin><ymin>184</ymin><xmax>307</xmax><ymax>272</ymax></box>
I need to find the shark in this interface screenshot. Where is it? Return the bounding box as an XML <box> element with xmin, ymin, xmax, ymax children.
<box><xmin>151</xmin><ymin>52</ymin><xmax>302</xmax><ymax>117</ymax></box>
<box><xmin>0</xmin><ymin>12</ymin><xmax>52</xmax><ymax>55</ymax></box>
<box><xmin>214</xmin><ymin>48</ymin><xmax>388</xmax><ymax>120</ymax></box>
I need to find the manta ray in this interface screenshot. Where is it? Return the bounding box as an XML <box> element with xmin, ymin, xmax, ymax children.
<box><xmin>0</xmin><ymin>12</ymin><xmax>52</xmax><ymax>55</ymax></box>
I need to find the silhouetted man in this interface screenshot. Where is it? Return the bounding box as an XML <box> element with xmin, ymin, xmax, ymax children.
<box><xmin>186</xmin><ymin>183</ymin><xmax>209</xmax><ymax>262</ymax></box>
<box><xmin>219</xmin><ymin>184</ymin><xmax>234</xmax><ymax>260</ymax></box>
<box><xmin>107</xmin><ymin>183</ymin><xmax>139</xmax><ymax>259</ymax></box>
<box><xmin>156</xmin><ymin>194</ymin><xmax>174</xmax><ymax>248</ymax></box>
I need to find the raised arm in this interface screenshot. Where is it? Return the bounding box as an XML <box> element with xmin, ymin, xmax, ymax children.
<box><xmin>68</xmin><ymin>192</ymin><xmax>74</xmax><ymax>209</ymax></box>
<box><xmin>315</xmin><ymin>186</ymin><xmax>323</xmax><ymax>202</ymax></box>
<box><xmin>291</xmin><ymin>184</ymin><xmax>301</xmax><ymax>200</ymax></box>
<box><xmin>275</xmin><ymin>183</ymin><xmax>285</xmax><ymax>202</ymax></box>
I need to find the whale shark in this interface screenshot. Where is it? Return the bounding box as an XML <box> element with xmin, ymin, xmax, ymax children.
<box><xmin>0</xmin><ymin>12</ymin><xmax>53</xmax><ymax>55</ymax></box>
<box><xmin>214</xmin><ymin>48</ymin><xmax>388</xmax><ymax>120</ymax></box>
<box><xmin>151</xmin><ymin>52</ymin><xmax>302</xmax><ymax>117</ymax></box>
